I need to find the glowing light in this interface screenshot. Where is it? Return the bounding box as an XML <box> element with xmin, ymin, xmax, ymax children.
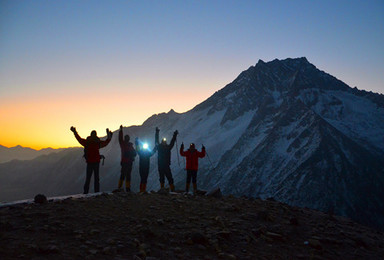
<box><xmin>162</xmin><ymin>138</ymin><xmax>167</xmax><ymax>142</ymax></box>
<box><xmin>143</xmin><ymin>143</ymin><xmax>149</xmax><ymax>150</ymax></box>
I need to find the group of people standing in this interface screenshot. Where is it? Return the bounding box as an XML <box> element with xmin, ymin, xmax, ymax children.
<box><xmin>70</xmin><ymin>126</ymin><xmax>206</xmax><ymax>195</ymax></box>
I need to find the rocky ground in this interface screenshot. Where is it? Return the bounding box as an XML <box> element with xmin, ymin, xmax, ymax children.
<box><xmin>0</xmin><ymin>189</ymin><xmax>383</xmax><ymax>260</ymax></box>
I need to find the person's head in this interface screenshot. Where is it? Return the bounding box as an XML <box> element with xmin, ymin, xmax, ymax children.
<box><xmin>161</xmin><ymin>137</ymin><xmax>167</xmax><ymax>145</ymax></box>
<box><xmin>190</xmin><ymin>143</ymin><xmax>195</xmax><ymax>150</ymax></box>
<box><xmin>124</xmin><ymin>135</ymin><xmax>130</xmax><ymax>142</ymax></box>
<box><xmin>90</xmin><ymin>130</ymin><xmax>97</xmax><ymax>137</ymax></box>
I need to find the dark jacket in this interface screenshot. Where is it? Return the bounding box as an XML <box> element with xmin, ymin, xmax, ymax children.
<box><xmin>155</xmin><ymin>131</ymin><xmax>177</xmax><ymax>168</ymax></box>
<box><xmin>119</xmin><ymin>129</ymin><xmax>136</xmax><ymax>164</ymax></box>
<box><xmin>74</xmin><ymin>132</ymin><xmax>111</xmax><ymax>163</ymax></box>
<box><xmin>136</xmin><ymin>145</ymin><xmax>156</xmax><ymax>170</ymax></box>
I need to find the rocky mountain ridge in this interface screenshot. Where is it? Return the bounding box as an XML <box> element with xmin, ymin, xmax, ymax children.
<box><xmin>0</xmin><ymin>145</ymin><xmax>66</xmax><ymax>163</ymax></box>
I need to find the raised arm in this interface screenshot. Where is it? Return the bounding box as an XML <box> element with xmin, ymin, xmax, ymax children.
<box><xmin>119</xmin><ymin>125</ymin><xmax>123</xmax><ymax>145</ymax></box>
<box><xmin>71</xmin><ymin>127</ymin><xmax>86</xmax><ymax>146</ymax></box>
<box><xmin>149</xmin><ymin>145</ymin><xmax>157</xmax><ymax>157</ymax></box>
<box><xmin>135</xmin><ymin>138</ymin><xmax>142</xmax><ymax>155</ymax></box>
<box><xmin>198</xmin><ymin>145</ymin><xmax>206</xmax><ymax>158</ymax></box>
<box><xmin>100</xmin><ymin>128</ymin><xmax>113</xmax><ymax>148</ymax></box>
<box><xmin>169</xmin><ymin>130</ymin><xmax>178</xmax><ymax>149</ymax></box>
<box><xmin>155</xmin><ymin>127</ymin><xmax>160</xmax><ymax>146</ymax></box>
<box><xmin>180</xmin><ymin>142</ymin><xmax>186</xmax><ymax>157</ymax></box>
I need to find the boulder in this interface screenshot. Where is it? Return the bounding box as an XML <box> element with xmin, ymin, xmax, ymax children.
<box><xmin>34</xmin><ymin>194</ymin><xmax>47</xmax><ymax>204</ymax></box>
<box><xmin>206</xmin><ymin>187</ymin><xmax>222</xmax><ymax>198</ymax></box>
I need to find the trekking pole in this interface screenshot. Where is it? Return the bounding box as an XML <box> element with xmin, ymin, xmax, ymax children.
<box><xmin>176</xmin><ymin>138</ymin><xmax>180</xmax><ymax>167</ymax></box>
<box><xmin>182</xmin><ymin>141</ymin><xmax>186</xmax><ymax>170</ymax></box>
<box><xmin>203</xmin><ymin>145</ymin><xmax>214</xmax><ymax>169</ymax></box>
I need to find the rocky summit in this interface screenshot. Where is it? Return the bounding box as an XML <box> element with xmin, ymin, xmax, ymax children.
<box><xmin>0</xmin><ymin>191</ymin><xmax>383</xmax><ymax>259</ymax></box>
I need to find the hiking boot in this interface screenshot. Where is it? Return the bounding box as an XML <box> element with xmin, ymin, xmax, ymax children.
<box><xmin>193</xmin><ymin>183</ymin><xmax>197</xmax><ymax>195</ymax></box>
<box><xmin>170</xmin><ymin>184</ymin><xmax>175</xmax><ymax>192</ymax></box>
<box><xmin>118</xmin><ymin>179</ymin><xmax>123</xmax><ymax>189</ymax></box>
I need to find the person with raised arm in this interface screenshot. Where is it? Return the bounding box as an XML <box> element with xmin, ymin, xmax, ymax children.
<box><xmin>155</xmin><ymin>127</ymin><xmax>178</xmax><ymax>191</ymax></box>
<box><xmin>118</xmin><ymin>125</ymin><xmax>136</xmax><ymax>192</ymax></box>
<box><xmin>135</xmin><ymin>137</ymin><xmax>156</xmax><ymax>193</ymax></box>
<box><xmin>70</xmin><ymin>126</ymin><xmax>113</xmax><ymax>194</ymax></box>
<box><xmin>180</xmin><ymin>143</ymin><xmax>206</xmax><ymax>194</ymax></box>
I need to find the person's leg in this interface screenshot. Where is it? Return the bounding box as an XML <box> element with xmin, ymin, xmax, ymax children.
<box><xmin>125</xmin><ymin>163</ymin><xmax>132</xmax><ymax>192</ymax></box>
<box><xmin>139</xmin><ymin>167</ymin><xmax>144</xmax><ymax>192</ymax></box>
<box><xmin>159</xmin><ymin>168</ymin><xmax>165</xmax><ymax>189</ymax></box>
<box><xmin>142</xmin><ymin>167</ymin><xmax>149</xmax><ymax>192</ymax></box>
<box><xmin>118</xmin><ymin>163</ymin><xmax>125</xmax><ymax>189</ymax></box>
<box><xmin>186</xmin><ymin>170</ymin><xmax>192</xmax><ymax>192</ymax></box>
<box><xmin>192</xmin><ymin>170</ymin><xmax>197</xmax><ymax>194</ymax></box>
<box><xmin>94</xmin><ymin>163</ymin><xmax>100</xmax><ymax>193</ymax></box>
<box><xmin>164</xmin><ymin>166</ymin><xmax>175</xmax><ymax>191</ymax></box>
<box><xmin>84</xmin><ymin>164</ymin><xmax>93</xmax><ymax>194</ymax></box>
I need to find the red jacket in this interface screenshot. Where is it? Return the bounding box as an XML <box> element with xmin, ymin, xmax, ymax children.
<box><xmin>119</xmin><ymin>129</ymin><xmax>136</xmax><ymax>163</ymax></box>
<box><xmin>180</xmin><ymin>147</ymin><xmax>205</xmax><ymax>171</ymax></box>
<box><xmin>74</xmin><ymin>132</ymin><xmax>111</xmax><ymax>163</ymax></box>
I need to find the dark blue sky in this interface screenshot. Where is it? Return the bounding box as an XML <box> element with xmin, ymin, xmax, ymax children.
<box><xmin>0</xmin><ymin>0</ymin><xmax>383</xmax><ymax>148</ymax></box>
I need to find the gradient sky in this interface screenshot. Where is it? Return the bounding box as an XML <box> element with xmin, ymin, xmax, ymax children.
<box><xmin>0</xmin><ymin>0</ymin><xmax>383</xmax><ymax>149</ymax></box>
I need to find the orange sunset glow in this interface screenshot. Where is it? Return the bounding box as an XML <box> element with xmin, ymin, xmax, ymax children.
<box><xmin>0</xmin><ymin>88</ymin><xmax>215</xmax><ymax>149</ymax></box>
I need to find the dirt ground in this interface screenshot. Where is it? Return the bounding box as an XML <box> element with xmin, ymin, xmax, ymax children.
<box><xmin>1</xmin><ymin>190</ymin><xmax>383</xmax><ymax>259</ymax></box>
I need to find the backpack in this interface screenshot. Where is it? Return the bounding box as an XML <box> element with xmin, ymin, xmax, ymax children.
<box><xmin>123</xmin><ymin>145</ymin><xmax>135</xmax><ymax>161</ymax></box>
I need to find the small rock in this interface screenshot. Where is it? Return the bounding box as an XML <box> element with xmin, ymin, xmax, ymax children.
<box><xmin>158</xmin><ymin>188</ymin><xmax>169</xmax><ymax>195</ymax></box>
<box><xmin>308</xmin><ymin>239</ymin><xmax>322</xmax><ymax>250</ymax></box>
<box><xmin>85</xmin><ymin>240</ymin><xmax>93</xmax><ymax>245</ymax></box>
<box><xmin>89</xmin><ymin>229</ymin><xmax>100</xmax><ymax>235</ymax></box>
<box><xmin>207</xmin><ymin>187</ymin><xmax>222</xmax><ymax>198</ymax></box>
<box><xmin>266</xmin><ymin>231</ymin><xmax>284</xmax><ymax>241</ymax></box>
<box><xmin>142</xmin><ymin>218</ymin><xmax>151</xmax><ymax>225</ymax></box>
<box><xmin>139</xmin><ymin>243</ymin><xmax>151</xmax><ymax>254</ymax></box>
<box><xmin>353</xmin><ymin>236</ymin><xmax>368</xmax><ymax>248</ymax></box>
<box><xmin>289</xmin><ymin>217</ymin><xmax>299</xmax><ymax>225</ymax></box>
<box><xmin>257</xmin><ymin>210</ymin><xmax>273</xmax><ymax>221</ymax></box>
<box><xmin>218</xmin><ymin>253</ymin><xmax>237</xmax><ymax>259</ymax></box>
<box><xmin>190</xmin><ymin>232</ymin><xmax>209</xmax><ymax>245</ymax></box>
<box><xmin>106</xmin><ymin>238</ymin><xmax>116</xmax><ymax>245</ymax></box>
<box><xmin>89</xmin><ymin>249</ymin><xmax>98</xmax><ymax>255</ymax></box>
<box><xmin>216</xmin><ymin>230</ymin><xmax>231</xmax><ymax>240</ymax></box>
<box><xmin>196</xmin><ymin>244</ymin><xmax>207</xmax><ymax>250</ymax></box>
<box><xmin>157</xmin><ymin>219</ymin><xmax>164</xmax><ymax>225</ymax></box>
<box><xmin>102</xmin><ymin>246</ymin><xmax>111</xmax><ymax>254</ymax></box>
<box><xmin>34</xmin><ymin>194</ymin><xmax>47</xmax><ymax>204</ymax></box>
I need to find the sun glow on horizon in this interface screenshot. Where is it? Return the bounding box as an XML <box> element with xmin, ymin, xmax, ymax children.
<box><xmin>0</xmin><ymin>88</ymin><xmax>215</xmax><ymax>150</ymax></box>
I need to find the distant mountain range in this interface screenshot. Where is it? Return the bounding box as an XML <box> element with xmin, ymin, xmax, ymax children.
<box><xmin>0</xmin><ymin>145</ymin><xmax>66</xmax><ymax>163</ymax></box>
<box><xmin>1</xmin><ymin>57</ymin><xmax>383</xmax><ymax>230</ymax></box>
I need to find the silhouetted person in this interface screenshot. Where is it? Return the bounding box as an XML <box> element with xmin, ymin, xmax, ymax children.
<box><xmin>155</xmin><ymin>127</ymin><xmax>178</xmax><ymax>191</ymax></box>
<box><xmin>180</xmin><ymin>143</ymin><xmax>205</xmax><ymax>194</ymax></box>
<box><xmin>118</xmin><ymin>125</ymin><xmax>136</xmax><ymax>192</ymax></box>
<box><xmin>135</xmin><ymin>137</ymin><xmax>156</xmax><ymax>193</ymax></box>
<box><xmin>71</xmin><ymin>127</ymin><xmax>112</xmax><ymax>194</ymax></box>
